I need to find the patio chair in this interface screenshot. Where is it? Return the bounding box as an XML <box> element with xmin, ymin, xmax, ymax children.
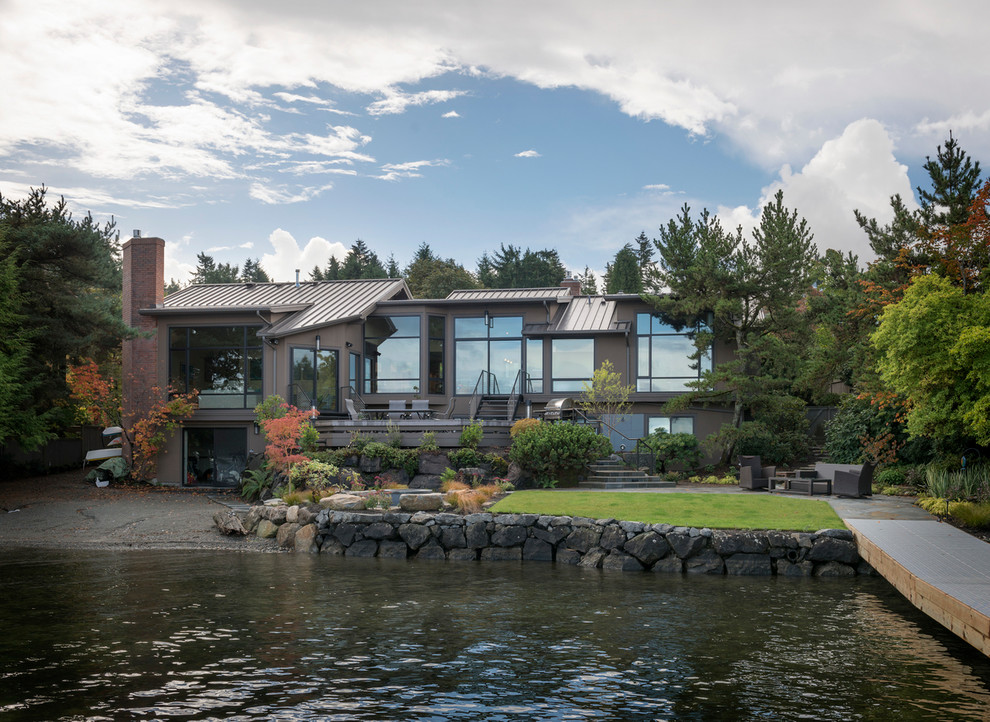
<box><xmin>387</xmin><ymin>399</ymin><xmax>407</xmax><ymax>421</ymax></box>
<box><xmin>738</xmin><ymin>455</ymin><xmax>777</xmax><ymax>490</ymax></box>
<box><xmin>410</xmin><ymin>399</ymin><xmax>432</xmax><ymax>419</ymax></box>
<box><xmin>832</xmin><ymin>462</ymin><xmax>875</xmax><ymax>498</ymax></box>
<box><xmin>344</xmin><ymin>398</ymin><xmax>362</xmax><ymax>421</ymax></box>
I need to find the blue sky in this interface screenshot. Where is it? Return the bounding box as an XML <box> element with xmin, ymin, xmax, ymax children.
<box><xmin>1</xmin><ymin>0</ymin><xmax>987</xmax><ymax>286</ymax></box>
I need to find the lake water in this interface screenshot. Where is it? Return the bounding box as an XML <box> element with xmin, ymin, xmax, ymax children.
<box><xmin>1</xmin><ymin>550</ymin><xmax>989</xmax><ymax>721</ymax></box>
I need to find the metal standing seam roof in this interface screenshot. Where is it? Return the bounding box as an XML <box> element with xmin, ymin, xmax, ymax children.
<box><xmin>522</xmin><ymin>296</ymin><xmax>631</xmax><ymax>335</ymax></box>
<box><xmin>444</xmin><ymin>287</ymin><xmax>573</xmax><ymax>302</ymax></box>
<box><xmin>151</xmin><ymin>278</ymin><xmax>410</xmax><ymax>337</ymax></box>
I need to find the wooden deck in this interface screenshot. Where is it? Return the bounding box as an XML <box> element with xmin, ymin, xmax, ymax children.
<box><xmin>313</xmin><ymin>418</ymin><xmax>513</xmax><ymax>449</ymax></box>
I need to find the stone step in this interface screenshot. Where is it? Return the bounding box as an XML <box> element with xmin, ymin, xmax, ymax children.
<box><xmin>578</xmin><ymin>478</ymin><xmax>676</xmax><ymax>489</ymax></box>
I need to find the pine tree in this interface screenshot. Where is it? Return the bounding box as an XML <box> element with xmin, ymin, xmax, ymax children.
<box><xmin>190</xmin><ymin>252</ymin><xmax>239</xmax><ymax>284</ymax></box>
<box><xmin>340</xmin><ymin>239</ymin><xmax>386</xmax><ymax>280</ymax></box>
<box><xmin>918</xmin><ymin>131</ymin><xmax>983</xmax><ymax>228</ymax></box>
<box><xmin>240</xmin><ymin>257</ymin><xmax>270</xmax><ymax>283</ymax></box>
<box><xmin>605</xmin><ymin>244</ymin><xmax>642</xmax><ymax>294</ymax></box>
<box><xmin>576</xmin><ymin>266</ymin><xmax>599</xmax><ymax>295</ymax></box>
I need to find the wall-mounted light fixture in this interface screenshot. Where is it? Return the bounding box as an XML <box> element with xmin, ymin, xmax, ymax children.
<box><xmin>315</xmin><ymin>335</ymin><xmax>321</xmax><ymax>351</ymax></box>
<box><xmin>253</xmin><ymin>421</ymin><xmax>260</xmax><ymax>435</ymax></box>
<box><xmin>345</xmin><ymin>341</ymin><xmax>353</xmax><ymax>348</ymax></box>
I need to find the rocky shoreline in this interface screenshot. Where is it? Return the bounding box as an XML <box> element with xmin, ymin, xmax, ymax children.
<box><xmin>217</xmin><ymin>494</ymin><xmax>870</xmax><ymax>577</ymax></box>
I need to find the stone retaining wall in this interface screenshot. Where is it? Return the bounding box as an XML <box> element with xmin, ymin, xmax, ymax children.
<box><xmin>237</xmin><ymin>504</ymin><xmax>869</xmax><ymax>577</ymax></box>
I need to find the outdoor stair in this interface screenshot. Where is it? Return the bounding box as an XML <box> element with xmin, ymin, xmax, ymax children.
<box><xmin>579</xmin><ymin>457</ymin><xmax>676</xmax><ymax>490</ymax></box>
<box><xmin>474</xmin><ymin>394</ymin><xmax>515</xmax><ymax>421</ymax></box>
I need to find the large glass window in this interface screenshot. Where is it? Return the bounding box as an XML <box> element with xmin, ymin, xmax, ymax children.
<box><xmin>364</xmin><ymin>316</ymin><xmax>421</xmax><ymax>394</ymax></box>
<box><xmin>183</xmin><ymin>427</ymin><xmax>247</xmax><ymax>488</ymax></box>
<box><xmin>169</xmin><ymin>325</ymin><xmax>263</xmax><ymax>408</ymax></box>
<box><xmin>428</xmin><ymin>316</ymin><xmax>445</xmax><ymax>395</ymax></box>
<box><xmin>291</xmin><ymin>348</ymin><xmax>338</xmax><ymax>412</ymax></box>
<box><xmin>551</xmin><ymin>338</ymin><xmax>594</xmax><ymax>392</ymax></box>
<box><xmin>454</xmin><ymin>316</ymin><xmax>523</xmax><ymax>394</ymax></box>
<box><xmin>636</xmin><ymin>313</ymin><xmax>712</xmax><ymax>392</ymax></box>
<box><xmin>348</xmin><ymin>352</ymin><xmax>360</xmax><ymax>395</ymax></box>
<box><xmin>526</xmin><ymin>338</ymin><xmax>543</xmax><ymax>393</ymax></box>
<box><xmin>648</xmin><ymin>416</ymin><xmax>695</xmax><ymax>436</ymax></box>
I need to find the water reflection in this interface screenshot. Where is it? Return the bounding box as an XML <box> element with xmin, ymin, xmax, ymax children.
<box><xmin>1</xmin><ymin>550</ymin><xmax>988</xmax><ymax>720</ymax></box>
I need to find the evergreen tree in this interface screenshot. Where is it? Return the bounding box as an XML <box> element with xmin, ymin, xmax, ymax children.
<box><xmin>190</xmin><ymin>252</ymin><xmax>239</xmax><ymax>284</ymax></box>
<box><xmin>635</xmin><ymin>231</ymin><xmax>654</xmax><ymax>289</ymax></box>
<box><xmin>0</xmin><ymin>186</ymin><xmax>131</xmax><ymax>440</ymax></box>
<box><xmin>604</xmin><ymin>244</ymin><xmax>642</xmax><ymax>294</ymax></box>
<box><xmin>648</xmin><ymin>191</ymin><xmax>818</xmax><ymax>463</ymax></box>
<box><xmin>480</xmin><ymin>244</ymin><xmax>567</xmax><ymax>288</ymax></box>
<box><xmin>386</xmin><ymin>253</ymin><xmax>401</xmax><ymax>278</ymax></box>
<box><xmin>164</xmin><ymin>279</ymin><xmax>183</xmax><ymax>296</ymax></box>
<box><xmin>918</xmin><ymin>131</ymin><xmax>983</xmax><ymax>228</ymax></box>
<box><xmin>240</xmin><ymin>257</ymin><xmax>270</xmax><ymax>283</ymax></box>
<box><xmin>339</xmin><ymin>239</ymin><xmax>386</xmax><ymax>280</ymax></box>
<box><xmin>405</xmin><ymin>243</ymin><xmax>478</xmax><ymax>298</ymax></box>
<box><xmin>576</xmin><ymin>266</ymin><xmax>599</xmax><ymax>295</ymax></box>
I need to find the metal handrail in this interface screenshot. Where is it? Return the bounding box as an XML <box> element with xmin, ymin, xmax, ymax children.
<box><xmin>571</xmin><ymin>407</ymin><xmax>655</xmax><ymax>472</ymax></box>
<box><xmin>468</xmin><ymin>370</ymin><xmax>494</xmax><ymax>420</ymax></box>
<box><xmin>506</xmin><ymin>369</ymin><xmax>532</xmax><ymax>422</ymax></box>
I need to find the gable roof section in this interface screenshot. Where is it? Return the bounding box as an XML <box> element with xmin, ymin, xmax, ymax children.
<box><xmin>147</xmin><ymin>278</ymin><xmax>411</xmax><ymax>338</ymax></box>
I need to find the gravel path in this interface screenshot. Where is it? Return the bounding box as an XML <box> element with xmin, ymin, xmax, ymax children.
<box><xmin>0</xmin><ymin>469</ymin><xmax>279</xmax><ymax>552</ymax></box>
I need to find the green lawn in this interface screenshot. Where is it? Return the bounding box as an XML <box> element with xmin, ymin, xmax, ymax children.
<box><xmin>489</xmin><ymin>491</ymin><xmax>844</xmax><ymax>532</ymax></box>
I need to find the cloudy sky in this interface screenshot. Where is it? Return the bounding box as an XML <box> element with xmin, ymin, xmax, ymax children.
<box><xmin>1</xmin><ymin>0</ymin><xmax>987</xmax><ymax>285</ymax></box>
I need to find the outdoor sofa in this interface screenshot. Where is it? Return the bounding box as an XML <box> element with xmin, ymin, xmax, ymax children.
<box><xmin>814</xmin><ymin>462</ymin><xmax>875</xmax><ymax>498</ymax></box>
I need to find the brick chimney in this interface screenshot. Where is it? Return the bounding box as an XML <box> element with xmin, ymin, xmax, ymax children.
<box><xmin>122</xmin><ymin>236</ymin><xmax>164</xmax><ymax>434</ymax></box>
<box><xmin>560</xmin><ymin>277</ymin><xmax>581</xmax><ymax>296</ymax></box>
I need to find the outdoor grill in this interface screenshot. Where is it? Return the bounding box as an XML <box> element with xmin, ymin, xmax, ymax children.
<box><xmin>542</xmin><ymin>398</ymin><xmax>575</xmax><ymax>420</ymax></box>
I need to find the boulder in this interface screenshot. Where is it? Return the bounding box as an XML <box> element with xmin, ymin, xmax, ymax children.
<box><xmin>418</xmin><ymin>453</ymin><xmax>450</xmax><ymax>475</ymax></box>
<box><xmin>555</xmin><ymin>549</ymin><xmax>581</xmax><ymax>565</ymax></box>
<box><xmin>651</xmin><ymin>556</ymin><xmax>683</xmax><ymax>574</ymax></box>
<box><xmin>814</xmin><ymin>561</ymin><xmax>856</xmax><ymax>577</ymax></box>
<box><xmin>294</xmin><ymin>523</ymin><xmax>319</xmax><ymax>553</ymax></box>
<box><xmin>807</xmin><ymin>538</ymin><xmax>859</xmax><ymax>564</ymax></box>
<box><xmin>334</xmin><ymin>523</ymin><xmax>358</xmax><ymax>546</ymax></box>
<box><xmin>416</xmin><ymin>541</ymin><xmax>447</xmax><ymax>560</ymax></box>
<box><xmin>465</xmin><ymin>522</ymin><xmax>490</xmax><ymax>548</ymax></box>
<box><xmin>409</xmin><ymin>474</ymin><xmax>442</xmax><ymax>490</ymax></box>
<box><xmin>322</xmin><ymin>494</ymin><xmax>367</xmax><ymax>511</ymax></box>
<box><xmin>363</xmin><ymin>522</ymin><xmax>396</xmax><ymax>540</ymax></box>
<box><xmin>346</xmin><ymin>539</ymin><xmax>379</xmax><ymax>557</ymax></box>
<box><xmin>602</xmin><ymin>551</ymin><xmax>644</xmax><ymax>572</ymax></box>
<box><xmin>564</xmin><ymin>527</ymin><xmax>602</xmax><ymax>553</ymax></box>
<box><xmin>377</xmin><ymin>541</ymin><xmax>409</xmax><ymax>559</ymax></box>
<box><xmin>399</xmin><ymin>523</ymin><xmax>433</xmax><ymax>550</ymax></box>
<box><xmin>297</xmin><ymin>506</ymin><xmax>317</xmax><ymax>526</ymax></box>
<box><xmin>577</xmin><ymin>548</ymin><xmax>606</xmax><ymax>568</ymax></box>
<box><xmin>712</xmin><ymin>531</ymin><xmax>769</xmax><ymax>555</ymax></box>
<box><xmin>599</xmin><ymin>525</ymin><xmax>626</xmax><ymax>550</ymax></box>
<box><xmin>276</xmin><ymin>522</ymin><xmax>300</xmax><ymax>549</ymax></box>
<box><xmin>480</xmin><ymin>546</ymin><xmax>522</xmax><ymax>561</ymax></box>
<box><xmin>668</xmin><ymin>533</ymin><xmax>707</xmax><ymax>559</ymax></box>
<box><xmin>213</xmin><ymin>511</ymin><xmax>247</xmax><ymax>536</ymax></box>
<box><xmin>491</xmin><ymin>525</ymin><xmax>528</xmax><ymax>547</ymax></box>
<box><xmin>400</xmin><ymin>493</ymin><xmax>444</xmax><ymax>511</ymax></box>
<box><xmin>522</xmin><ymin>538</ymin><xmax>553</xmax><ymax>562</ymax></box>
<box><xmin>262</xmin><ymin>505</ymin><xmax>288</xmax><ymax>524</ymax></box>
<box><xmin>285</xmin><ymin>505</ymin><xmax>299</xmax><ymax>524</ymax></box>
<box><xmin>441</xmin><ymin>527</ymin><xmax>467</xmax><ymax>548</ymax></box>
<box><xmin>256</xmin><ymin>519</ymin><xmax>279</xmax><ymax>539</ymax></box>
<box><xmin>243</xmin><ymin>506</ymin><xmax>264</xmax><ymax>533</ymax></box>
<box><xmin>776</xmin><ymin>560</ymin><xmax>813</xmax><ymax>577</ymax></box>
<box><xmin>684</xmin><ymin>549</ymin><xmax>724</xmax><ymax>574</ymax></box>
<box><xmin>623</xmin><ymin>532</ymin><xmax>670</xmax><ymax>566</ymax></box>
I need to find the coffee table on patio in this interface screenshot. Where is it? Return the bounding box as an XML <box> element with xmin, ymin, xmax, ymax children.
<box><xmin>769</xmin><ymin>470</ymin><xmax>831</xmax><ymax>496</ymax></box>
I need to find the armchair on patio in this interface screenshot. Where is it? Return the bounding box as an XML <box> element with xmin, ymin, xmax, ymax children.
<box><xmin>344</xmin><ymin>398</ymin><xmax>362</xmax><ymax>421</ymax></box>
<box><xmin>833</xmin><ymin>462</ymin><xmax>874</xmax><ymax>498</ymax></box>
<box><xmin>738</xmin><ymin>455</ymin><xmax>777</xmax><ymax>490</ymax></box>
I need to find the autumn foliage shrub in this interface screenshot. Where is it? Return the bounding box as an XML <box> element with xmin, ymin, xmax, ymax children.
<box><xmin>129</xmin><ymin>387</ymin><xmax>198</xmax><ymax>480</ymax></box>
<box><xmin>66</xmin><ymin>357</ymin><xmax>121</xmax><ymax>427</ymax></box>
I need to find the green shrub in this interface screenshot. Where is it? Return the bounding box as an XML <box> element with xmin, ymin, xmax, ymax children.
<box><xmin>364</xmin><ymin>490</ymin><xmax>391</xmax><ymax>509</ymax></box>
<box><xmin>418</xmin><ymin>431</ymin><xmax>439</xmax><ymax>452</ymax></box>
<box><xmin>240</xmin><ymin>467</ymin><xmax>273</xmax><ymax>501</ymax></box>
<box><xmin>440</xmin><ymin>467</ymin><xmax>458</xmax><ymax>484</ymax></box>
<box><xmin>949</xmin><ymin>501</ymin><xmax>990</xmax><ymax>528</ymax></box>
<box><xmin>348</xmin><ymin>431</ymin><xmax>372</xmax><ymax>454</ymax></box>
<box><xmin>874</xmin><ymin>467</ymin><xmax>907</xmax><ymax>487</ymax></box>
<box><xmin>385</xmin><ymin>421</ymin><xmax>403</xmax><ymax>448</ymax></box>
<box><xmin>309</xmin><ymin>448</ymin><xmax>349</xmax><ymax>467</ymax></box>
<box><xmin>638</xmin><ymin>430</ymin><xmax>701</xmax><ymax>473</ymax></box>
<box><xmin>288</xmin><ymin>459</ymin><xmax>340</xmax><ymax>491</ymax></box>
<box><xmin>484</xmin><ymin>453</ymin><xmax>509</xmax><ymax>476</ymax></box>
<box><xmin>459</xmin><ymin>420</ymin><xmax>484</xmax><ymax>450</ymax></box>
<box><xmin>254</xmin><ymin>394</ymin><xmax>289</xmax><ymax>421</ymax></box>
<box><xmin>508</xmin><ymin>422</ymin><xmax>612</xmax><ymax>487</ymax></box>
<box><xmin>448</xmin><ymin>447</ymin><xmax>480</xmax><ymax>469</ymax></box>
<box><xmin>510</xmin><ymin>418</ymin><xmax>541</xmax><ymax>438</ymax></box>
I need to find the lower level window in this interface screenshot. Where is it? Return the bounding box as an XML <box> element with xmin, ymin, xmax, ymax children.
<box><xmin>184</xmin><ymin>428</ymin><xmax>247</xmax><ymax>488</ymax></box>
<box><xmin>648</xmin><ymin>416</ymin><xmax>694</xmax><ymax>435</ymax></box>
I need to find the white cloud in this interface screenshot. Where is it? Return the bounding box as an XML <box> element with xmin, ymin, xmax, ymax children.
<box><xmin>442</xmin><ymin>110</ymin><xmax>461</xmax><ymax>118</ymax></box>
<box><xmin>259</xmin><ymin>228</ymin><xmax>349</xmax><ymax>283</ymax></box>
<box><xmin>642</xmin><ymin>184</ymin><xmax>672</xmax><ymax>193</ymax></box>
<box><xmin>249</xmin><ymin>182</ymin><xmax>335</xmax><ymax>204</ymax></box>
<box><xmin>375</xmin><ymin>159</ymin><xmax>450</xmax><ymax>181</ymax></box>
<box><xmin>754</xmin><ymin>119</ymin><xmax>916</xmax><ymax>262</ymax></box>
<box><xmin>367</xmin><ymin>89</ymin><xmax>467</xmax><ymax>116</ymax></box>
<box><xmin>515</xmin><ymin>150</ymin><xmax>541</xmax><ymax>158</ymax></box>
